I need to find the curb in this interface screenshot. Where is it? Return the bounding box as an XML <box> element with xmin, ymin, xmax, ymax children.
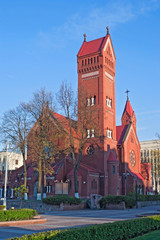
<box><xmin>0</xmin><ymin>218</ymin><xmax>46</xmax><ymax>227</ymax></box>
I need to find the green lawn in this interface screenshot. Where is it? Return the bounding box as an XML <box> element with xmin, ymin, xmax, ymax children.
<box><xmin>132</xmin><ymin>230</ymin><xmax>160</xmax><ymax>239</ymax></box>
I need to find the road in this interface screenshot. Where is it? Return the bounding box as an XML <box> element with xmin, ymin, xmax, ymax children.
<box><xmin>0</xmin><ymin>205</ymin><xmax>160</xmax><ymax>240</ymax></box>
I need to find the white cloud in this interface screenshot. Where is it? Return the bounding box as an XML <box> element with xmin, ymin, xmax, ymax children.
<box><xmin>35</xmin><ymin>0</ymin><xmax>160</xmax><ymax>49</ymax></box>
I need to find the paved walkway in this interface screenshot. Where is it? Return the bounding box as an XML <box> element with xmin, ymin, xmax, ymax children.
<box><xmin>0</xmin><ymin>205</ymin><xmax>160</xmax><ymax>240</ymax></box>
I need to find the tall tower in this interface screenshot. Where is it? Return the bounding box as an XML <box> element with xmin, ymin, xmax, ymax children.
<box><xmin>77</xmin><ymin>27</ymin><xmax>117</xmax><ymax>152</ymax></box>
<box><xmin>77</xmin><ymin>28</ymin><xmax>119</xmax><ymax>195</ymax></box>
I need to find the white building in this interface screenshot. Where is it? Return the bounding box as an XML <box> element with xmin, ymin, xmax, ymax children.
<box><xmin>140</xmin><ymin>140</ymin><xmax>160</xmax><ymax>193</ymax></box>
<box><xmin>0</xmin><ymin>151</ymin><xmax>23</xmax><ymax>171</ymax></box>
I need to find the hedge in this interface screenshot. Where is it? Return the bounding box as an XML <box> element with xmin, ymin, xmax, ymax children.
<box><xmin>8</xmin><ymin>215</ymin><xmax>160</xmax><ymax>240</ymax></box>
<box><xmin>42</xmin><ymin>195</ymin><xmax>82</xmax><ymax>205</ymax></box>
<box><xmin>99</xmin><ymin>195</ymin><xmax>136</xmax><ymax>208</ymax></box>
<box><xmin>0</xmin><ymin>209</ymin><xmax>37</xmax><ymax>222</ymax></box>
<box><xmin>138</xmin><ymin>194</ymin><xmax>160</xmax><ymax>202</ymax></box>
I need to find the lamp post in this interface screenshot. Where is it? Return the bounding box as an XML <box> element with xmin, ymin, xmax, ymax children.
<box><xmin>135</xmin><ymin>177</ymin><xmax>138</xmax><ymax>208</ymax></box>
<box><xmin>123</xmin><ymin>173</ymin><xmax>130</xmax><ymax>195</ymax></box>
<box><xmin>3</xmin><ymin>142</ymin><xmax>9</xmax><ymax>210</ymax></box>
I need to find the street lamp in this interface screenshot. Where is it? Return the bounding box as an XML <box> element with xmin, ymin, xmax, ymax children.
<box><xmin>3</xmin><ymin>142</ymin><xmax>9</xmax><ymax>210</ymax></box>
<box><xmin>123</xmin><ymin>173</ymin><xmax>130</xmax><ymax>195</ymax></box>
<box><xmin>135</xmin><ymin>177</ymin><xmax>138</xmax><ymax>208</ymax></box>
<box><xmin>3</xmin><ymin>142</ymin><xmax>12</xmax><ymax>210</ymax></box>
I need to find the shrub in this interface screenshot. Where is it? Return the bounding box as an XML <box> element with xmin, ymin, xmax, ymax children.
<box><xmin>42</xmin><ymin>195</ymin><xmax>82</xmax><ymax>205</ymax></box>
<box><xmin>0</xmin><ymin>209</ymin><xmax>37</xmax><ymax>222</ymax></box>
<box><xmin>8</xmin><ymin>215</ymin><xmax>160</xmax><ymax>240</ymax></box>
<box><xmin>0</xmin><ymin>205</ymin><xmax>5</xmax><ymax>210</ymax></box>
<box><xmin>99</xmin><ymin>195</ymin><xmax>136</xmax><ymax>208</ymax></box>
<box><xmin>128</xmin><ymin>192</ymin><xmax>160</xmax><ymax>202</ymax></box>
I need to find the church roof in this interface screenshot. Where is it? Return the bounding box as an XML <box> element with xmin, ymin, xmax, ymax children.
<box><xmin>128</xmin><ymin>169</ymin><xmax>145</xmax><ymax>181</ymax></box>
<box><xmin>77</xmin><ymin>37</ymin><xmax>107</xmax><ymax>57</ymax></box>
<box><xmin>122</xmin><ymin>98</ymin><xmax>134</xmax><ymax>118</ymax></box>
<box><xmin>53</xmin><ymin>112</ymin><xmax>79</xmax><ymax>138</ymax></box>
<box><xmin>116</xmin><ymin>125</ymin><xmax>129</xmax><ymax>145</ymax></box>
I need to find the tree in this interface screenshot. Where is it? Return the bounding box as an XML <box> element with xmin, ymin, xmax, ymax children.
<box><xmin>0</xmin><ymin>104</ymin><xmax>31</xmax><ymax>200</ymax></box>
<box><xmin>24</xmin><ymin>88</ymin><xmax>56</xmax><ymax>200</ymax></box>
<box><xmin>14</xmin><ymin>185</ymin><xmax>27</xmax><ymax>208</ymax></box>
<box><xmin>57</xmin><ymin>82</ymin><xmax>99</xmax><ymax>197</ymax></box>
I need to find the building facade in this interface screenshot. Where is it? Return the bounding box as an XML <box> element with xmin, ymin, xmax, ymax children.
<box><xmin>0</xmin><ymin>151</ymin><xmax>23</xmax><ymax>199</ymax></box>
<box><xmin>0</xmin><ymin>151</ymin><xmax>23</xmax><ymax>171</ymax></box>
<box><xmin>140</xmin><ymin>140</ymin><xmax>160</xmax><ymax>193</ymax></box>
<box><xmin>0</xmin><ymin>28</ymin><xmax>151</xmax><ymax>199</ymax></box>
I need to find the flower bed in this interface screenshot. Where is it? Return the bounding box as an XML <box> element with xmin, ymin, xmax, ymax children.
<box><xmin>0</xmin><ymin>209</ymin><xmax>37</xmax><ymax>222</ymax></box>
<box><xmin>42</xmin><ymin>195</ymin><xmax>82</xmax><ymax>205</ymax></box>
<box><xmin>99</xmin><ymin>195</ymin><xmax>136</xmax><ymax>208</ymax></box>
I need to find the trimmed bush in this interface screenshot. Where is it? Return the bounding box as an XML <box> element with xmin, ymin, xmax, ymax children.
<box><xmin>0</xmin><ymin>209</ymin><xmax>37</xmax><ymax>222</ymax></box>
<box><xmin>42</xmin><ymin>195</ymin><xmax>82</xmax><ymax>205</ymax></box>
<box><xmin>99</xmin><ymin>195</ymin><xmax>136</xmax><ymax>208</ymax></box>
<box><xmin>0</xmin><ymin>205</ymin><xmax>5</xmax><ymax>210</ymax></box>
<box><xmin>8</xmin><ymin>215</ymin><xmax>160</xmax><ymax>240</ymax></box>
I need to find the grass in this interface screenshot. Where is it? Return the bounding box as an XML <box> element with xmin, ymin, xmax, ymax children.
<box><xmin>132</xmin><ymin>230</ymin><xmax>160</xmax><ymax>239</ymax></box>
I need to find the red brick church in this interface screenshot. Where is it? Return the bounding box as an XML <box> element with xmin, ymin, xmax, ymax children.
<box><xmin>0</xmin><ymin>28</ymin><xmax>152</xmax><ymax>199</ymax></box>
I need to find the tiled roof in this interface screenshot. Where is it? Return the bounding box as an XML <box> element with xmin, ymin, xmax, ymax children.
<box><xmin>77</xmin><ymin>37</ymin><xmax>107</xmax><ymax>57</ymax></box>
<box><xmin>128</xmin><ymin>170</ymin><xmax>145</xmax><ymax>181</ymax></box>
<box><xmin>122</xmin><ymin>99</ymin><xmax>133</xmax><ymax>118</ymax></box>
<box><xmin>53</xmin><ymin>112</ymin><xmax>78</xmax><ymax>138</ymax></box>
<box><xmin>116</xmin><ymin>125</ymin><xmax>129</xmax><ymax>145</ymax></box>
<box><xmin>80</xmin><ymin>163</ymin><xmax>97</xmax><ymax>172</ymax></box>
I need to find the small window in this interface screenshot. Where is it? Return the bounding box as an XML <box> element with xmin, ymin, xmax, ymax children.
<box><xmin>85</xmin><ymin>59</ymin><xmax>87</xmax><ymax>65</ymax></box>
<box><xmin>82</xmin><ymin>60</ymin><xmax>84</xmax><ymax>66</ymax></box>
<box><xmin>87</xmin><ymin>98</ymin><xmax>90</xmax><ymax>106</ymax></box>
<box><xmin>112</xmin><ymin>165</ymin><xmax>115</xmax><ymax>174</ymax></box>
<box><xmin>107</xmin><ymin>130</ymin><xmax>112</xmax><ymax>139</ymax></box>
<box><xmin>91</xmin><ymin>97</ymin><xmax>94</xmax><ymax>106</ymax></box>
<box><xmin>91</xmin><ymin>58</ymin><xmax>93</xmax><ymax>64</ymax></box>
<box><xmin>15</xmin><ymin>160</ymin><xmax>18</xmax><ymax>165</ymax></box>
<box><xmin>87</xmin><ymin>129</ymin><xmax>90</xmax><ymax>138</ymax></box>
<box><xmin>106</xmin><ymin>98</ymin><xmax>112</xmax><ymax>108</ymax></box>
<box><xmin>94</xmin><ymin>96</ymin><xmax>96</xmax><ymax>105</ymax></box>
<box><xmin>91</xmin><ymin>129</ymin><xmax>95</xmax><ymax>138</ymax></box>
<box><xmin>88</xmin><ymin>58</ymin><xmax>90</xmax><ymax>65</ymax></box>
<box><xmin>97</xmin><ymin>56</ymin><xmax>99</xmax><ymax>62</ymax></box>
<box><xmin>94</xmin><ymin>57</ymin><xmax>96</xmax><ymax>63</ymax></box>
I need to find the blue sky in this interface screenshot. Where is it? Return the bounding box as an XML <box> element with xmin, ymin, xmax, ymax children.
<box><xmin>0</xmin><ymin>0</ymin><xmax>160</xmax><ymax>142</ymax></box>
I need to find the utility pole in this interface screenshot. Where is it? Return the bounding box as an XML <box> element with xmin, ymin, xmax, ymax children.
<box><xmin>3</xmin><ymin>142</ymin><xmax>9</xmax><ymax>210</ymax></box>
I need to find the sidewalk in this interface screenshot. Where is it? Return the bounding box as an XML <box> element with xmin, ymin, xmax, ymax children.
<box><xmin>0</xmin><ymin>205</ymin><xmax>160</xmax><ymax>240</ymax></box>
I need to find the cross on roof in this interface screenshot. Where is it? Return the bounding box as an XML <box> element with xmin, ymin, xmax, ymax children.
<box><xmin>125</xmin><ymin>89</ymin><xmax>130</xmax><ymax>100</ymax></box>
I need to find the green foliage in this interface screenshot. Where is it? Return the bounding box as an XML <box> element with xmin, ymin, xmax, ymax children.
<box><xmin>128</xmin><ymin>192</ymin><xmax>160</xmax><ymax>202</ymax></box>
<box><xmin>14</xmin><ymin>185</ymin><xmax>27</xmax><ymax>200</ymax></box>
<box><xmin>0</xmin><ymin>209</ymin><xmax>37</xmax><ymax>222</ymax></box>
<box><xmin>0</xmin><ymin>205</ymin><xmax>5</xmax><ymax>210</ymax></box>
<box><xmin>8</xmin><ymin>215</ymin><xmax>160</xmax><ymax>240</ymax></box>
<box><xmin>42</xmin><ymin>195</ymin><xmax>82</xmax><ymax>205</ymax></box>
<box><xmin>99</xmin><ymin>195</ymin><xmax>136</xmax><ymax>208</ymax></box>
<box><xmin>132</xmin><ymin>230</ymin><xmax>160</xmax><ymax>240</ymax></box>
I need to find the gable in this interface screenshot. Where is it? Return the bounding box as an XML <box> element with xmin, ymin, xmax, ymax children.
<box><xmin>124</xmin><ymin>124</ymin><xmax>139</xmax><ymax>146</ymax></box>
<box><xmin>103</xmin><ymin>36</ymin><xmax>115</xmax><ymax>61</ymax></box>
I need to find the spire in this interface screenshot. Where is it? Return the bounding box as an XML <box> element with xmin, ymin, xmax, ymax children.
<box><xmin>125</xmin><ymin>89</ymin><xmax>130</xmax><ymax>101</ymax></box>
<box><xmin>122</xmin><ymin>97</ymin><xmax>133</xmax><ymax>120</ymax></box>
<box><xmin>83</xmin><ymin>33</ymin><xmax>87</xmax><ymax>42</ymax></box>
<box><xmin>106</xmin><ymin>26</ymin><xmax>109</xmax><ymax>35</ymax></box>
